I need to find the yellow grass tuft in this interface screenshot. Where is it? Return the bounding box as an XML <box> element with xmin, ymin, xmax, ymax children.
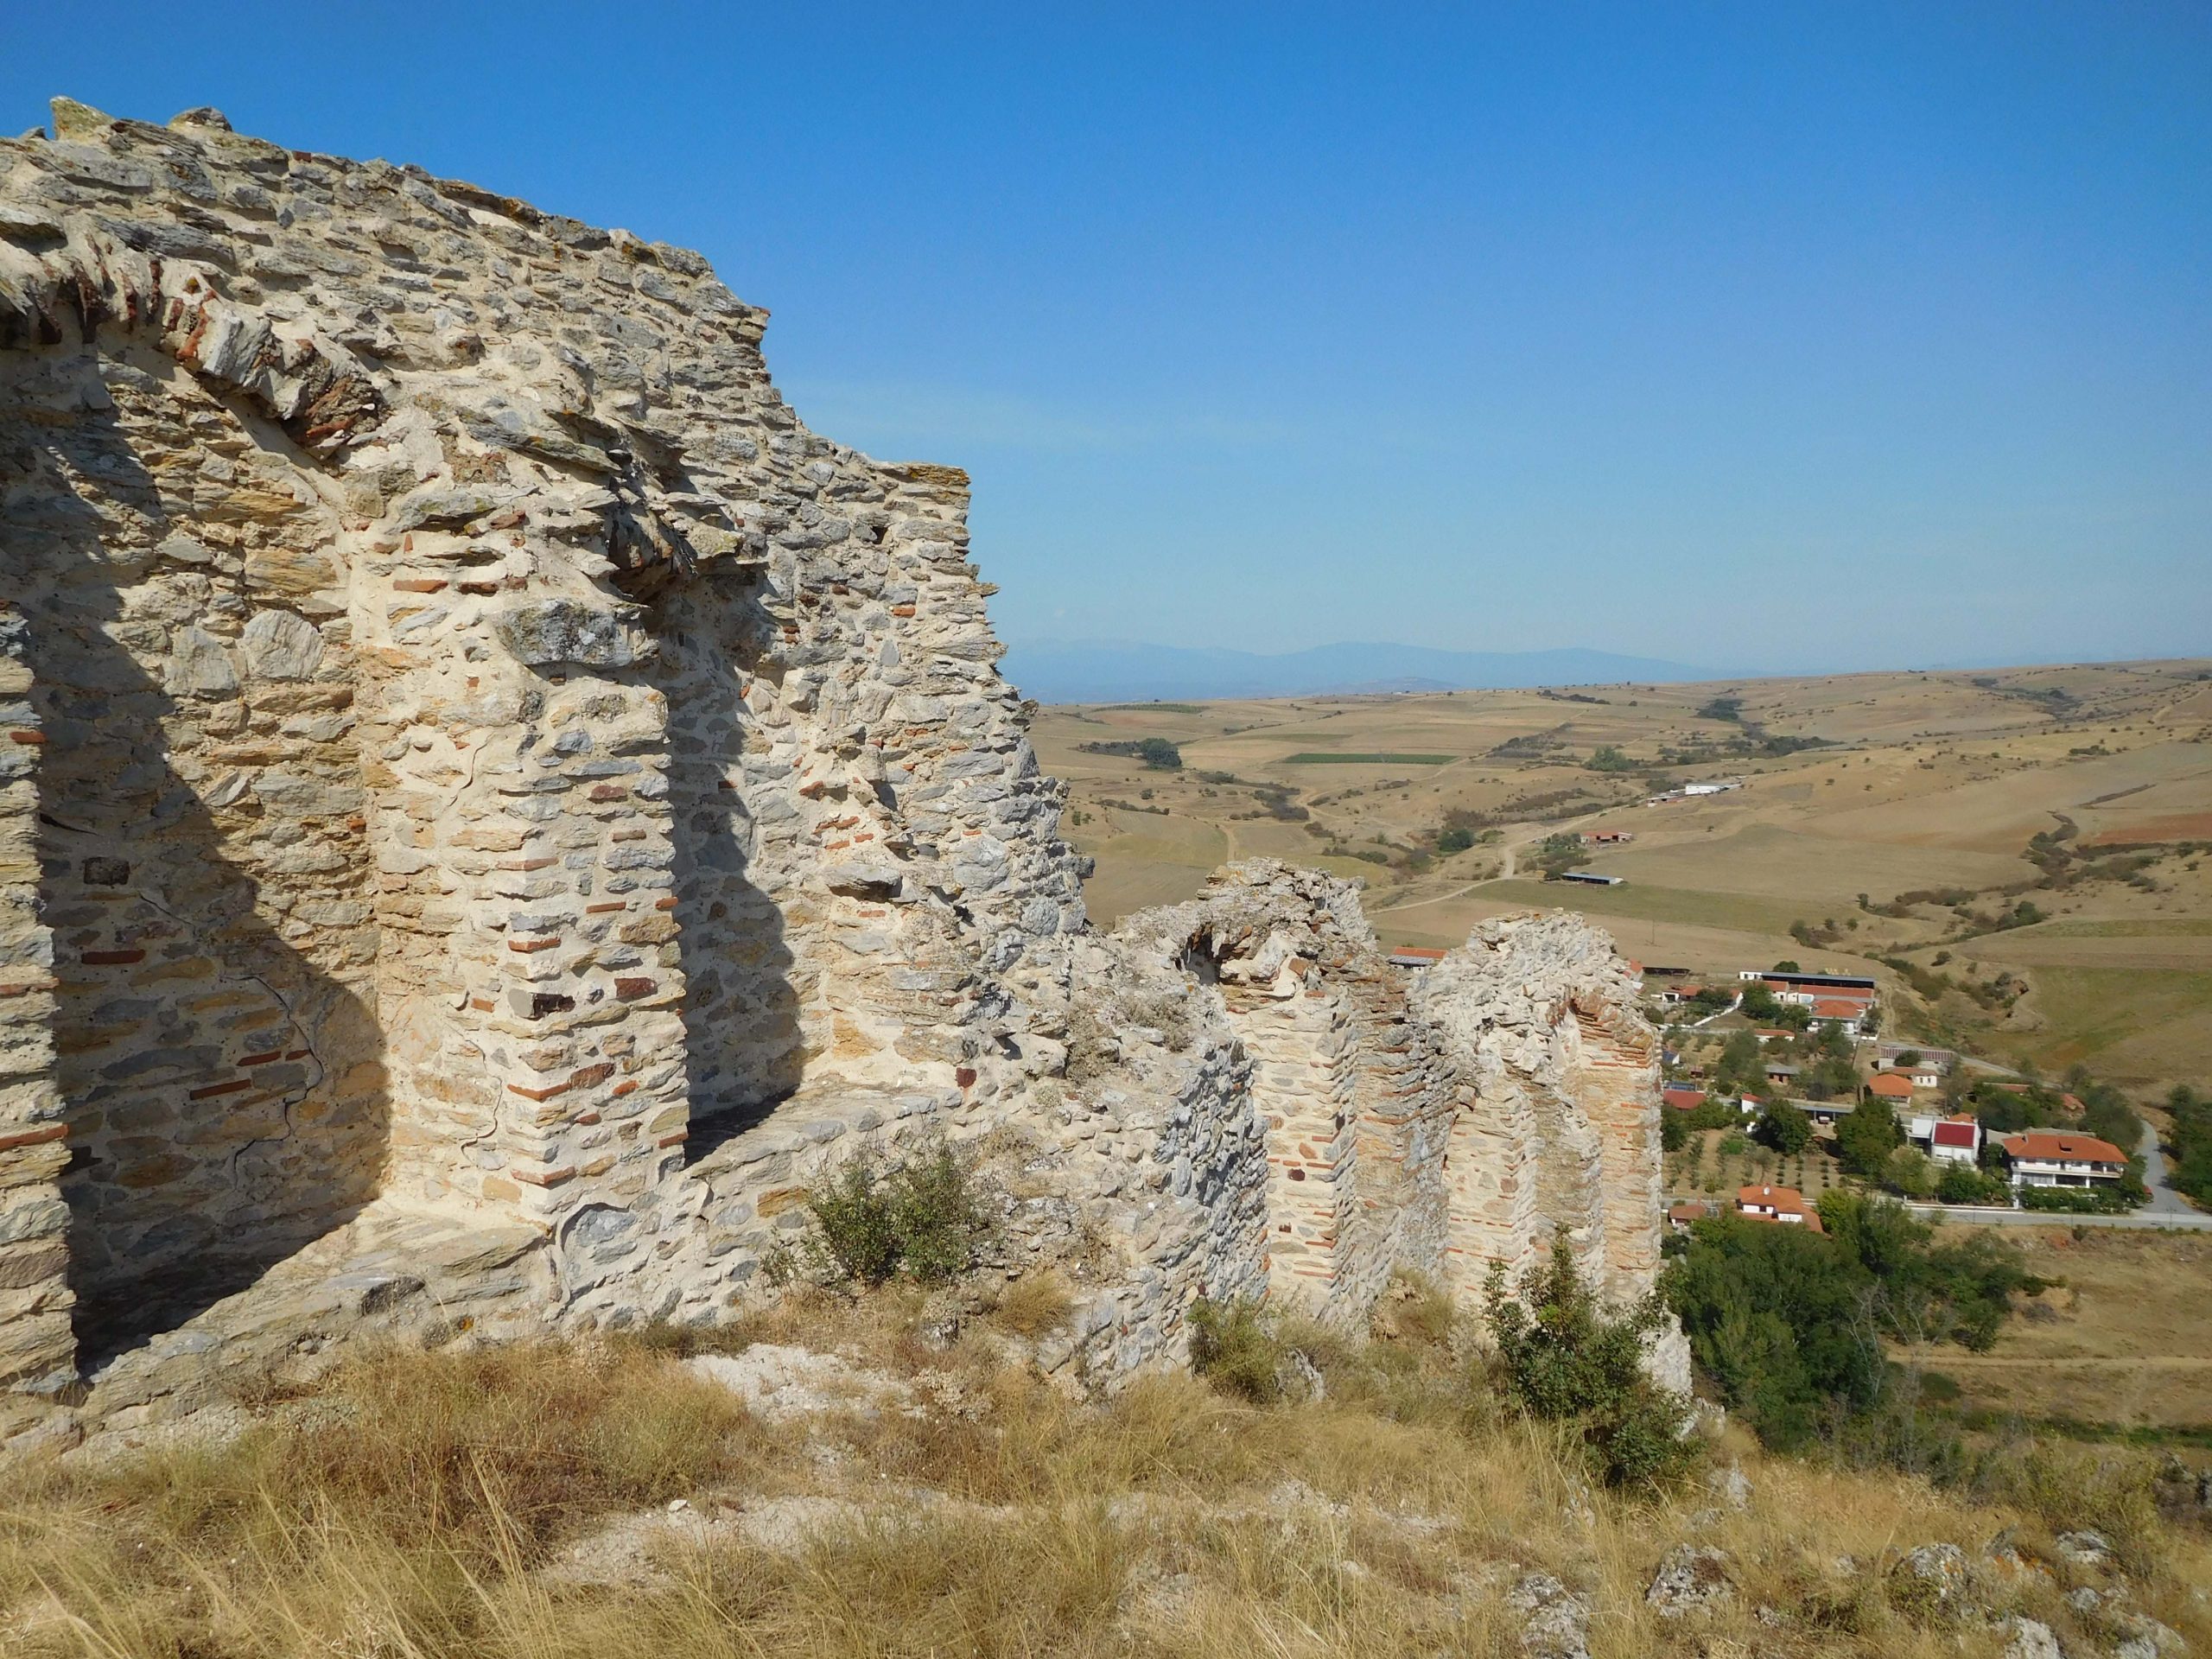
<box><xmin>2</xmin><ymin>1294</ymin><xmax>2207</xmax><ymax>1658</ymax></box>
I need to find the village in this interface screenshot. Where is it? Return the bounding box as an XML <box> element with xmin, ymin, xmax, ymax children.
<box><xmin>1637</xmin><ymin>963</ymin><xmax>2180</xmax><ymax>1234</ymax></box>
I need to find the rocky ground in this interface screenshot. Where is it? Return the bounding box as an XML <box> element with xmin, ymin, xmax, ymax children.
<box><xmin>3</xmin><ymin>1279</ymin><xmax>2207</xmax><ymax>1659</ymax></box>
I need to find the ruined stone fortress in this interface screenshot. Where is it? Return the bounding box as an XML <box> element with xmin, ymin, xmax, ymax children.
<box><xmin>1</xmin><ymin>101</ymin><xmax>1677</xmax><ymax>1440</ymax></box>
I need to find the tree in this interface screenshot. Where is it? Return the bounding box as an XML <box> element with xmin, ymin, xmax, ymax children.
<box><xmin>1486</xmin><ymin>1240</ymin><xmax>1695</xmax><ymax>1489</ymax></box>
<box><xmin>1664</xmin><ymin>1215</ymin><xmax>1884</xmax><ymax>1450</ymax></box>
<box><xmin>1715</xmin><ymin>1030</ymin><xmax>1763</xmax><ymax>1094</ymax></box>
<box><xmin>1885</xmin><ymin>1147</ymin><xmax>1938</xmax><ymax>1200</ymax></box>
<box><xmin>1770</xmin><ymin>959</ymin><xmax>1801</xmax><ymax>973</ymax></box>
<box><xmin>1936</xmin><ymin>1163</ymin><xmax>2002</xmax><ymax>1206</ymax></box>
<box><xmin>1756</xmin><ymin>1100</ymin><xmax>1812</xmax><ymax>1155</ymax></box>
<box><xmin>1738</xmin><ymin>982</ymin><xmax>1781</xmax><ymax>1021</ymax></box>
<box><xmin>2169</xmin><ymin>1085</ymin><xmax>2212</xmax><ymax>1207</ymax></box>
<box><xmin>1835</xmin><ymin>1096</ymin><xmax>1904</xmax><ymax>1176</ymax></box>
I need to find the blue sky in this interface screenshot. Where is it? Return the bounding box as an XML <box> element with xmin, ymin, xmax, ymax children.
<box><xmin>7</xmin><ymin>3</ymin><xmax>2208</xmax><ymax>671</ymax></box>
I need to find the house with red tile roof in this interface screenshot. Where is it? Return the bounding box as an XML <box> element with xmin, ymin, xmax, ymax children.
<box><xmin>1997</xmin><ymin>1131</ymin><xmax>2129</xmax><ymax>1194</ymax></box>
<box><xmin>1866</xmin><ymin>1071</ymin><xmax>1915</xmax><ymax>1102</ymax></box>
<box><xmin>1662</xmin><ymin>1085</ymin><xmax>1707</xmax><ymax>1112</ymax></box>
<box><xmin>1907</xmin><ymin>1113</ymin><xmax>1981</xmax><ymax>1165</ymax></box>
<box><xmin>1736</xmin><ymin>1183</ymin><xmax>1824</xmax><ymax>1231</ymax></box>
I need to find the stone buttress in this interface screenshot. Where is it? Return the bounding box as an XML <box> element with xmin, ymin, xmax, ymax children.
<box><xmin>0</xmin><ymin>102</ymin><xmax>1682</xmax><ymax>1438</ymax></box>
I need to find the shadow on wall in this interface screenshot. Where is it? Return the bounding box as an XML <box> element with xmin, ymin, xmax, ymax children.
<box><xmin>658</xmin><ymin>577</ymin><xmax>804</xmax><ymax>1160</ymax></box>
<box><xmin>16</xmin><ymin>392</ymin><xmax>387</xmax><ymax>1369</ymax></box>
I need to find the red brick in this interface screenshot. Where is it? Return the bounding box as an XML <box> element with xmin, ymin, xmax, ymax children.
<box><xmin>613</xmin><ymin>976</ymin><xmax>656</xmax><ymax>1000</ymax></box>
<box><xmin>392</xmin><ymin>577</ymin><xmax>448</xmax><ymax>593</ymax></box>
<box><xmin>0</xmin><ymin>1122</ymin><xmax>67</xmax><ymax>1153</ymax></box>
<box><xmin>509</xmin><ymin>1162</ymin><xmax>576</xmax><ymax>1188</ymax></box>
<box><xmin>568</xmin><ymin>1062</ymin><xmax>616</xmax><ymax>1090</ymax></box>
<box><xmin>506</xmin><ymin>1079</ymin><xmax>570</xmax><ymax>1103</ymax></box>
<box><xmin>507</xmin><ymin>936</ymin><xmax>561</xmax><ymax>954</ymax></box>
<box><xmin>81</xmin><ymin>949</ymin><xmax>146</xmax><ymax>966</ymax></box>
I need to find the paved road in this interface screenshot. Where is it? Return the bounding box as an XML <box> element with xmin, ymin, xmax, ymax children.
<box><xmin>1670</xmin><ymin>1196</ymin><xmax>2212</xmax><ymax>1231</ymax></box>
<box><xmin>2138</xmin><ymin>1121</ymin><xmax>2198</xmax><ymax>1219</ymax></box>
<box><xmin>1899</xmin><ymin>1202</ymin><xmax>2212</xmax><ymax>1231</ymax></box>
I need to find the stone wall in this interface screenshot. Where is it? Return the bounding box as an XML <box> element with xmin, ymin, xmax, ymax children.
<box><xmin>1098</xmin><ymin>864</ymin><xmax>1670</xmax><ymax>1342</ymax></box>
<box><xmin>0</xmin><ymin>101</ymin><xmax>1681</xmax><ymax>1437</ymax></box>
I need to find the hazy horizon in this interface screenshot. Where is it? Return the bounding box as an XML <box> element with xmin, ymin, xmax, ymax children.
<box><xmin>10</xmin><ymin>3</ymin><xmax>2207</xmax><ymax>673</ymax></box>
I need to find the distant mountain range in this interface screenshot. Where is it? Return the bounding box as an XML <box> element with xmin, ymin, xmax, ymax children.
<box><xmin>1000</xmin><ymin>639</ymin><xmax>1726</xmax><ymax>705</ymax></box>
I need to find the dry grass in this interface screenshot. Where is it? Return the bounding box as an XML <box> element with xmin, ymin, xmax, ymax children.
<box><xmin>1907</xmin><ymin>1225</ymin><xmax>2212</xmax><ymax>1431</ymax></box>
<box><xmin>3</xmin><ymin>1294</ymin><xmax>2209</xmax><ymax>1658</ymax></box>
<box><xmin>989</xmin><ymin>1271</ymin><xmax>1077</xmax><ymax>1338</ymax></box>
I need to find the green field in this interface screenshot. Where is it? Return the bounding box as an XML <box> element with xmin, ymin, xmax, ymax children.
<box><xmin>1477</xmin><ymin>877</ymin><xmax>1818</xmax><ymax>938</ymax></box>
<box><xmin>1280</xmin><ymin>752</ymin><xmax>1454</xmax><ymax>765</ymax></box>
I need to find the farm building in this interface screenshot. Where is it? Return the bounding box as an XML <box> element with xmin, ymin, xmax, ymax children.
<box><xmin>1386</xmin><ymin>945</ymin><xmax>1448</xmax><ymax>969</ymax></box>
<box><xmin>1740</xmin><ymin>971</ymin><xmax>1878</xmax><ymax>995</ymax></box>
<box><xmin>1875</xmin><ymin>1045</ymin><xmax>1956</xmax><ymax>1076</ymax></box>
<box><xmin>1557</xmin><ymin>871</ymin><xmax>1625</xmax><ymax>887</ymax></box>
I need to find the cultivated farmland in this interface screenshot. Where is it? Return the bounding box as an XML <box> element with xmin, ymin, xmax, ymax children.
<box><xmin>1031</xmin><ymin>658</ymin><xmax>2212</xmax><ymax>1092</ymax></box>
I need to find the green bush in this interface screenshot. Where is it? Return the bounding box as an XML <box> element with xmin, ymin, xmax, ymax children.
<box><xmin>1187</xmin><ymin>1297</ymin><xmax>1293</xmax><ymax>1403</ymax></box>
<box><xmin>1665</xmin><ymin>1195</ymin><xmax>2033</xmax><ymax>1455</ymax></box>
<box><xmin>1755</xmin><ymin>1100</ymin><xmax>1812</xmax><ymax>1155</ymax></box>
<box><xmin>2170</xmin><ymin>1084</ymin><xmax>2212</xmax><ymax>1206</ymax></box>
<box><xmin>1935</xmin><ymin>1163</ymin><xmax>2006</xmax><ymax>1205</ymax></box>
<box><xmin>1077</xmin><ymin>736</ymin><xmax>1181</xmax><ymax>770</ymax></box>
<box><xmin>803</xmin><ymin>1140</ymin><xmax>998</xmax><ymax>1287</ymax></box>
<box><xmin>2016</xmin><ymin>1184</ymin><xmax>2133</xmax><ymax>1216</ymax></box>
<box><xmin>1835</xmin><ymin>1095</ymin><xmax>1903</xmax><ymax>1176</ymax></box>
<box><xmin>1484</xmin><ymin>1241</ymin><xmax>1695</xmax><ymax>1490</ymax></box>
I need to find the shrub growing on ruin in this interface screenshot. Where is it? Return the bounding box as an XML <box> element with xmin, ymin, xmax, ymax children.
<box><xmin>1483</xmin><ymin>1240</ymin><xmax>1694</xmax><ymax>1490</ymax></box>
<box><xmin>802</xmin><ymin>1140</ymin><xmax>998</xmax><ymax>1287</ymax></box>
<box><xmin>1186</xmin><ymin>1296</ymin><xmax>1292</xmax><ymax>1402</ymax></box>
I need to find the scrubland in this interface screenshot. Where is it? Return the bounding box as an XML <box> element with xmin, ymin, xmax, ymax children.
<box><xmin>4</xmin><ymin>1283</ymin><xmax>2209</xmax><ymax>1658</ymax></box>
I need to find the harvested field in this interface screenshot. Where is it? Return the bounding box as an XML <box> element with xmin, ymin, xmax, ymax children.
<box><xmin>1915</xmin><ymin>1226</ymin><xmax>2212</xmax><ymax>1433</ymax></box>
<box><xmin>1035</xmin><ymin>658</ymin><xmax>2212</xmax><ymax>1085</ymax></box>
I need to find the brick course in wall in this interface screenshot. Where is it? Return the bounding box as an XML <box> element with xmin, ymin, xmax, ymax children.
<box><xmin>0</xmin><ymin>103</ymin><xmax>1681</xmax><ymax>1440</ymax></box>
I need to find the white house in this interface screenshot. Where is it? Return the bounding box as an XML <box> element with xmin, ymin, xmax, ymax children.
<box><xmin>1996</xmin><ymin>1131</ymin><xmax>2128</xmax><ymax>1192</ymax></box>
<box><xmin>1737</xmin><ymin>1184</ymin><xmax>1821</xmax><ymax>1230</ymax></box>
<box><xmin>1907</xmin><ymin>1114</ymin><xmax>1981</xmax><ymax>1166</ymax></box>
